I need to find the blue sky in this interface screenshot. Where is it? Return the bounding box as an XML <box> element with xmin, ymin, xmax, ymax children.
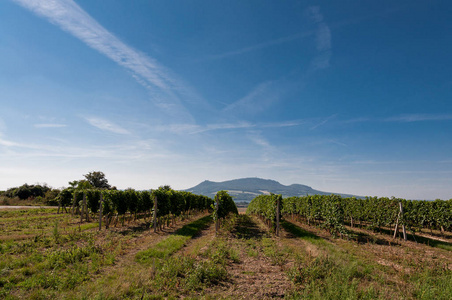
<box><xmin>1</xmin><ymin>0</ymin><xmax>451</xmax><ymax>199</ymax></box>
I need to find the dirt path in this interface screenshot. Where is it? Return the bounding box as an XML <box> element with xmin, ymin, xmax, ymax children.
<box><xmin>0</xmin><ymin>205</ymin><xmax>55</xmax><ymax>210</ymax></box>
<box><xmin>208</xmin><ymin>215</ymin><xmax>293</xmax><ymax>299</ymax></box>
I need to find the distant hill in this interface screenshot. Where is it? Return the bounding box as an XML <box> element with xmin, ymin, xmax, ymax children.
<box><xmin>184</xmin><ymin>177</ymin><xmax>359</xmax><ymax>202</ymax></box>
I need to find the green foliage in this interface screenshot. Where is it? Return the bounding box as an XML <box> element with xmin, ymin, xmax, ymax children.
<box><xmin>125</xmin><ymin>189</ymin><xmax>139</xmax><ymax>215</ymax></box>
<box><xmin>4</xmin><ymin>184</ymin><xmax>51</xmax><ymax>200</ymax></box>
<box><xmin>138</xmin><ymin>190</ymin><xmax>153</xmax><ymax>213</ymax></box>
<box><xmin>214</xmin><ymin>190</ymin><xmax>238</xmax><ymax>219</ymax></box>
<box><xmin>83</xmin><ymin>171</ymin><xmax>111</xmax><ymax>189</ymax></box>
<box><xmin>246</xmin><ymin>194</ymin><xmax>282</xmax><ymax>231</ymax></box>
<box><xmin>44</xmin><ymin>189</ymin><xmax>60</xmax><ymax>206</ymax></box>
<box><xmin>85</xmin><ymin>190</ymin><xmax>101</xmax><ymax>214</ymax></box>
<box><xmin>101</xmin><ymin>190</ymin><xmax>114</xmax><ymax>216</ymax></box>
<box><xmin>280</xmin><ymin>195</ymin><xmax>452</xmax><ymax>236</ymax></box>
<box><xmin>57</xmin><ymin>189</ymin><xmax>73</xmax><ymax>207</ymax></box>
<box><xmin>152</xmin><ymin>186</ymin><xmax>213</xmax><ymax>218</ymax></box>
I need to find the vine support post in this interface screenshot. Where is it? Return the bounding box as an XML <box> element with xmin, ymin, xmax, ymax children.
<box><xmin>215</xmin><ymin>195</ymin><xmax>219</xmax><ymax>235</ymax></box>
<box><xmin>99</xmin><ymin>193</ymin><xmax>103</xmax><ymax>231</ymax></box>
<box><xmin>393</xmin><ymin>212</ymin><xmax>400</xmax><ymax>239</ymax></box>
<box><xmin>399</xmin><ymin>201</ymin><xmax>407</xmax><ymax>241</ymax></box>
<box><xmin>80</xmin><ymin>192</ymin><xmax>87</xmax><ymax>223</ymax></box>
<box><xmin>71</xmin><ymin>193</ymin><xmax>77</xmax><ymax>215</ymax></box>
<box><xmin>85</xmin><ymin>192</ymin><xmax>90</xmax><ymax>222</ymax></box>
<box><xmin>276</xmin><ymin>196</ymin><xmax>280</xmax><ymax>237</ymax></box>
<box><xmin>153</xmin><ymin>196</ymin><xmax>157</xmax><ymax>232</ymax></box>
<box><xmin>57</xmin><ymin>198</ymin><xmax>61</xmax><ymax>214</ymax></box>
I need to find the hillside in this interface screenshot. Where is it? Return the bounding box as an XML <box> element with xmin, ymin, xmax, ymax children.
<box><xmin>184</xmin><ymin>177</ymin><xmax>358</xmax><ymax>202</ymax></box>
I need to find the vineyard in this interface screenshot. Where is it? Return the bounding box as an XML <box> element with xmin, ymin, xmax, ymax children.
<box><xmin>0</xmin><ymin>190</ymin><xmax>451</xmax><ymax>299</ymax></box>
<box><xmin>248</xmin><ymin>195</ymin><xmax>452</xmax><ymax>240</ymax></box>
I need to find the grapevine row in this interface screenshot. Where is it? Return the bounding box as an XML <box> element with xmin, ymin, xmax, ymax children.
<box><xmin>246</xmin><ymin>194</ymin><xmax>282</xmax><ymax>233</ymax></box>
<box><xmin>57</xmin><ymin>186</ymin><xmax>213</xmax><ymax>227</ymax></box>
<box><xmin>248</xmin><ymin>194</ymin><xmax>452</xmax><ymax>237</ymax></box>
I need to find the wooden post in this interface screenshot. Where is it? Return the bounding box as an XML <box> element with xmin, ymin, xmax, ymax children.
<box><xmin>99</xmin><ymin>193</ymin><xmax>103</xmax><ymax>231</ymax></box>
<box><xmin>399</xmin><ymin>202</ymin><xmax>407</xmax><ymax>241</ymax></box>
<box><xmin>85</xmin><ymin>193</ymin><xmax>90</xmax><ymax>222</ymax></box>
<box><xmin>393</xmin><ymin>213</ymin><xmax>400</xmax><ymax>239</ymax></box>
<box><xmin>276</xmin><ymin>196</ymin><xmax>280</xmax><ymax>237</ymax></box>
<box><xmin>80</xmin><ymin>192</ymin><xmax>88</xmax><ymax>223</ymax></box>
<box><xmin>72</xmin><ymin>193</ymin><xmax>77</xmax><ymax>215</ymax></box>
<box><xmin>80</xmin><ymin>193</ymin><xmax>86</xmax><ymax>223</ymax></box>
<box><xmin>75</xmin><ymin>192</ymin><xmax>81</xmax><ymax>215</ymax></box>
<box><xmin>153</xmin><ymin>196</ymin><xmax>157</xmax><ymax>232</ymax></box>
<box><xmin>215</xmin><ymin>196</ymin><xmax>219</xmax><ymax>234</ymax></box>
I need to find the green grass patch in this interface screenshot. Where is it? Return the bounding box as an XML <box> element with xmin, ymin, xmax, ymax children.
<box><xmin>0</xmin><ymin>208</ymin><xmax>58</xmax><ymax>218</ymax></box>
<box><xmin>282</xmin><ymin>220</ymin><xmax>327</xmax><ymax>247</ymax></box>
<box><xmin>135</xmin><ymin>215</ymin><xmax>212</xmax><ymax>263</ymax></box>
<box><xmin>261</xmin><ymin>237</ymin><xmax>289</xmax><ymax>267</ymax></box>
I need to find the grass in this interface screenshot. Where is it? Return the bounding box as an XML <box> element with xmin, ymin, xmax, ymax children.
<box><xmin>135</xmin><ymin>215</ymin><xmax>212</xmax><ymax>262</ymax></box>
<box><xmin>281</xmin><ymin>218</ymin><xmax>452</xmax><ymax>299</ymax></box>
<box><xmin>1</xmin><ymin>208</ymin><xmax>451</xmax><ymax>299</ymax></box>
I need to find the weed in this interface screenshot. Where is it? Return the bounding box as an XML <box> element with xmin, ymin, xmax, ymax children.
<box><xmin>136</xmin><ymin>215</ymin><xmax>212</xmax><ymax>263</ymax></box>
<box><xmin>151</xmin><ymin>256</ymin><xmax>228</xmax><ymax>293</ymax></box>
<box><xmin>262</xmin><ymin>237</ymin><xmax>288</xmax><ymax>267</ymax></box>
<box><xmin>52</xmin><ymin>221</ymin><xmax>60</xmax><ymax>243</ymax></box>
<box><xmin>46</xmin><ymin>243</ymin><xmax>100</xmax><ymax>269</ymax></box>
<box><xmin>287</xmin><ymin>254</ymin><xmax>335</xmax><ymax>284</ymax></box>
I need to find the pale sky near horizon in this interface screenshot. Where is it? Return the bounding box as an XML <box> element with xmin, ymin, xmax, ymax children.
<box><xmin>1</xmin><ymin>0</ymin><xmax>451</xmax><ymax>199</ymax></box>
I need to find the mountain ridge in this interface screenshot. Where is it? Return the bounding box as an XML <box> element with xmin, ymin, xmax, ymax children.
<box><xmin>184</xmin><ymin>177</ymin><xmax>359</xmax><ymax>202</ymax></box>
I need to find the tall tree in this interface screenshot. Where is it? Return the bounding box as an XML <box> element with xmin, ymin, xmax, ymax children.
<box><xmin>83</xmin><ymin>171</ymin><xmax>111</xmax><ymax>189</ymax></box>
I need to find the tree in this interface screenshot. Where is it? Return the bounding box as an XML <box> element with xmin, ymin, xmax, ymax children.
<box><xmin>76</xmin><ymin>180</ymin><xmax>93</xmax><ymax>190</ymax></box>
<box><xmin>83</xmin><ymin>171</ymin><xmax>111</xmax><ymax>189</ymax></box>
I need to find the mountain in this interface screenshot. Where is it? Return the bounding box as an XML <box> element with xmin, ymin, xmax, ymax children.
<box><xmin>184</xmin><ymin>177</ymin><xmax>359</xmax><ymax>202</ymax></box>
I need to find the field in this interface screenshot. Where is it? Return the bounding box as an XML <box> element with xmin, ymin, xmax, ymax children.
<box><xmin>0</xmin><ymin>207</ymin><xmax>451</xmax><ymax>299</ymax></box>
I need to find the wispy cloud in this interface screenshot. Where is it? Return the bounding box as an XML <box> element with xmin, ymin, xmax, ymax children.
<box><xmin>385</xmin><ymin>113</ymin><xmax>452</xmax><ymax>122</ymax></box>
<box><xmin>224</xmin><ymin>81</ymin><xmax>282</xmax><ymax>115</ymax></box>
<box><xmin>341</xmin><ymin>113</ymin><xmax>452</xmax><ymax>125</ymax></box>
<box><xmin>200</xmin><ymin>30</ymin><xmax>316</xmax><ymax>61</ymax></box>
<box><xmin>0</xmin><ymin>138</ymin><xmax>21</xmax><ymax>147</ymax></box>
<box><xmin>34</xmin><ymin>123</ymin><xmax>67</xmax><ymax>128</ymax></box>
<box><xmin>194</xmin><ymin>120</ymin><xmax>303</xmax><ymax>134</ymax></box>
<box><xmin>84</xmin><ymin>117</ymin><xmax>131</xmax><ymax>135</ymax></box>
<box><xmin>261</xmin><ymin>120</ymin><xmax>305</xmax><ymax>128</ymax></box>
<box><xmin>199</xmin><ymin>7</ymin><xmax>331</xmax><ymax>65</ymax></box>
<box><xmin>12</xmin><ymin>0</ymin><xmax>193</xmax><ymax>119</ymax></box>
<box><xmin>147</xmin><ymin>119</ymin><xmax>304</xmax><ymax>135</ymax></box>
<box><xmin>310</xmin><ymin>114</ymin><xmax>337</xmax><ymax>130</ymax></box>
<box><xmin>250</xmin><ymin>134</ymin><xmax>270</xmax><ymax>148</ymax></box>
<box><xmin>306</xmin><ymin>6</ymin><xmax>332</xmax><ymax>71</ymax></box>
<box><xmin>342</xmin><ymin>117</ymin><xmax>371</xmax><ymax>124</ymax></box>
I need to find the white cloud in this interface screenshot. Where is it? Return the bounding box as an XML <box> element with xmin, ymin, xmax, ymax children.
<box><xmin>385</xmin><ymin>113</ymin><xmax>452</xmax><ymax>122</ymax></box>
<box><xmin>316</xmin><ymin>23</ymin><xmax>331</xmax><ymax>51</ymax></box>
<box><xmin>0</xmin><ymin>138</ymin><xmax>20</xmax><ymax>147</ymax></box>
<box><xmin>310</xmin><ymin>114</ymin><xmax>336</xmax><ymax>130</ymax></box>
<box><xmin>224</xmin><ymin>81</ymin><xmax>281</xmax><ymax>115</ymax></box>
<box><xmin>343</xmin><ymin>114</ymin><xmax>452</xmax><ymax>124</ymax></box>
<box><xmin>12</xmin><ymin>0</ymin><xmax>193</xmax><ymax>120</ymax></box>
<box><xmin>306</xmin><ymin>6</ymin><xmax>331</xmax><ymax>71</ymax></box>
<box><xmin>84</xmin><ymin>117</ymin><xmax>131</xmax><ymax>135</ymax></box>
<box><xmin>174</xmin><ymin>120</ymin><xmax>303</xmax><ymax>134</ymax></box>
<box><xmin>34</xmin><ymin>123</ymin><xmax>67</xmax><ymax>128</ymax></box>
<box><xmin>261</xmin><ymin>120</ymin><xmax>305</xmax><ymax>128</ymax></box>
<box><xmin>200</xmin><ymin>30</ymin><xmax>315</xmax><ymax>61</ymax></box>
